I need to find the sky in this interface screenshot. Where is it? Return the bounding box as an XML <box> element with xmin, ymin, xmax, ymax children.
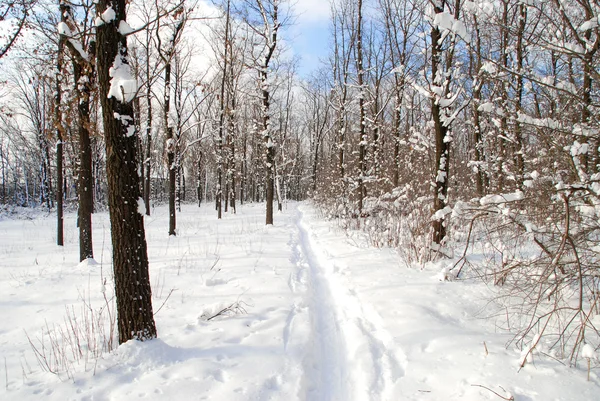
<box><xmin>0</xmin><ymin>0</ymin><xmax>331</xmax><ymax>81</ymax></box>
<box><xmin>287</xmin><ymin>0</ymin><xmax>331</xmax><ymax>77</ymax></box>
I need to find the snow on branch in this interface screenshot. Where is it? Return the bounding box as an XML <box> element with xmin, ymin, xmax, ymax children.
<box><xmin>432</xmin><ymin>11</ymin><xmax>471</xmax><ymax>43</ymax></box>
<box><xmin>108</xmin><ymin>50</ymin><xmax>137</xmax><ymax>103</ymax></box>
<box><xmin>479</xmin><ymin>190</ymin><xmax>524</xmax><ymax>206</ymax></box>
<box><xmin>95</xmin><ymin>6</ymin><xmax>116</xmax><ymax>27</ymax></box>
<box><xmin>57</xmin><ymin>21</ymin><xmax>89</xmax><ymax>61</ymax></box>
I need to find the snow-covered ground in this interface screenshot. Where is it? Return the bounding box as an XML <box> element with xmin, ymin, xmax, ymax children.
<box><xmin>0</xmin><ymin>202</ymin><xmax>598</xmax><ymax>400</ymax></box>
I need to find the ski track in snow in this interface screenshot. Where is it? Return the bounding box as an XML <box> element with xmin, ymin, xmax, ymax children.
<box><xmin>290</xmin><ymin>205</ymin><xmax>406</xmax><ymax>401</ymax></box>
<box><xmin>4</xmin><ymin>203</ymin><xmax>597</xmax><ymax>401</ymax></box>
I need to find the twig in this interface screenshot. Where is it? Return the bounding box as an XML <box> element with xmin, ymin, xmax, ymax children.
<box><xmin>153</xmin><ymin>288</ymin><xmax>177</xmax><ymax>316</ymax></box>
<box><xmin>205</xmin><ymin>301</ymin><xmax>249</xmax><ymax>321</ymax></box>
<box><xmin>471</xmin><ymin>384</ymin><xmax>514</xmax><ymax>400</ymax></box>
<box><xmin>210</xmin><ymin>256</ymin><xmax>221</xmax><ymax>271</ymax></box>
<box><xmin>451</xmin><ymin>212</ymin><xmax>487</xmax><ymax>278</ymax></box>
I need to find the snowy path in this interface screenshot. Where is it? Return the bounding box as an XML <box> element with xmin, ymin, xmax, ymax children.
<box><xmin>290</xmin><ymin>205</ymin><xmax>406</xmax><ymax>401</ymax></box>
<box><xmin>1</xmin><ymin>202</ymin><xmax>598</xmax><ymax>401</ymax></box>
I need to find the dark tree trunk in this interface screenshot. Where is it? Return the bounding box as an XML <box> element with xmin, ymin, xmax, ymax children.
<box><xmin>240</xmin><ymin>129</ymin><xmax>247</xmax><ymax>205</ymax></box>
<box><xmin>165</xmin><ymin>61</ymin><xmax>176</xmax><ymax>235</ymax></box>
<box><xmin>431</xmin><ymin>1</ymin><xmax>450</xmax><ymax>245</ymax></box>
<box><xmin>0</xmin><ymin>144</ymin><xmax>6</xmax><ymax>203</ymax></box>
<box><xmin>74</xmin><ymin>59</ymin><xmax>94</xmax><ymax>261</ymax></box>
<box><xmin>356</xmin><ymin>0</ymin><xmax>366</xmax><ymax>214</ymax></box>
<box><xmin>182</xmin><ymin>167</ymin><xmax>186</xmax><ymax>203</ymax></box>
<box><xmin>144</xmin><ymin>129</ymin><xmax>152</xmax><ymax>215</ymax></box>
<box><xmin>471</xmin><ymin>15</ymin><xmax>485</xmax><ymax>196</ymax></box>
<box><xmin>96</xmin><ymin>0</ymin><xmax>156</xmax><ymax>343</ymax></box>
<box><xmin>158</xmin><ymin>13</ymin><xmax>185</xmax><ymax>235</ymax></box>
<box><xmin>255</xmin><ymin>1</ymin><xmax>279</xmax><ymax>225</ymax></box>
<box><xmin>55</xmin><ymin>2</ymin><xmax>65</xmax><ymax>246</ymax></box>
<box><xmin>227</xmin><ymin>92</ymin><xmax>236</xmax><ymax>214</ymax></box>
<box><xmin>263</xmin><ymin>68</ymin><xmax>274</xmax><ymax>225</ymax></box>
<box><xmin>513</xmin><ymin>3</ymin><xmax>526</xmax><ymax>185</ymax></box>
<box><xmin>177</xmin><ymin>163</ymin><xmax>182</xmax><ymax>212</ymax></box>
<box><xmin>63</xmin><ymin>6</ymin><xmax>95</xmax><ymax>262</ymax></box>
<box><xmin>197</xmin><ymin>151</ymin><xmax>203</xmax><ymax>207</ymax></box>
<box><xmin>144</xmin><ymin>27</ymin><xmax>152</xmax><ymax>216</ymax></box>
<box><xmin>216</xmin><ymin>0</ymin><xmax>231</xmax><ymax>219</ymax></box>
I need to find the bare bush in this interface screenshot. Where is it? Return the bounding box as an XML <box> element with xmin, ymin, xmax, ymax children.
<box><xmin>26</xmin><ymin>286</ymin><xmax>116</xmax><ymax>379</ymax></box>
<box><xmin>452</xmin><ymin>185</ymin><xmax>600</xmax><ymax>367</ymax></box>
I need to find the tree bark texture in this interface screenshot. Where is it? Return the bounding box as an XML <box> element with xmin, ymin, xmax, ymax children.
<box><xmin>96</xmin><ymin>0</ymin><xmax>156</xmax><ymax>343</ymax></box>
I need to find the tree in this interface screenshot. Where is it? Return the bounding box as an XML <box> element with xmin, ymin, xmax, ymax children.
<box><xmin>156</xmin><ymin>3</ymin><xmax>188</xmax><ymax>235</ymax></box>
<box><xmin>0</xmin><ymin>0</ymin><xmax>35</xmax><ymax>59</ymax></box>
<box><xmin>243</xmin><ymin>0</ymin><xmax>285</xmax><ymax>225</ymax></box>
<box><xmin>429</xmin><ymin>0</ymin><xmax>465</xmax><ymax>245</ymax></box>
<box><xmin>55</xmin><ymin>3</ymin><xmax>66</xmax><ymax>246</ymax></box>
<box><xmin>215</xmin><ymin>0</ymin><xmax>232</xmax><ymax>219</ymax></box>
<box><xmin>356</xmin><ymin>0</ymin><xmax>366</xmax><ymax>215</ymax></box>
<box><xmin>329</xmin><ymin>0</ymin><xmax>356</xmax><ymax>213</ymax></box>
<box><xmin>96</xmin><ymin>0</ymin><xmax>157</xmax><ymax>342</ymax></box>
<box><xmin>58</xmin><ymin>0</ymin><xmax>96</xmax><ymax>261</ymax></box>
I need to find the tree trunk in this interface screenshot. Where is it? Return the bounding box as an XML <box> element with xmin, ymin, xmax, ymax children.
<box><xmin>165</xmin><ymin>59</ymin><xmax>176</xmax><ymax>234</ymax></box>
<box><xmin>96</xmin><ymin>0</ymin><xmax>156</xmax><ymax>343</ymax></box>
<box><xmin>144</xmin><ymin>27</ymin><xmax>152</xmax><ymax>216</ymax></box>
<box><xmin>62</xmin><ymin>4</ymin><xmax>95</xmax><ymax>262</ymax></box>
<box><xmin>357</xmin><ymin>0</ymin><xmax>366</xmax><ymax>215</ymax></box>
<box><xmin>431</xmin><ymin>1</ymin><xmax>450</xmax><ymax>245</ymax></box>
<box><xmin>471</xmin><ymin>15</ymin><xmax>485</xmax><ymax>196</ymax></box>
<box><xmin>263</xmin><ymin>68</ymin><xmax>275</xmax><ymax>225</ymax></box>
<box><xmin>55</xmin><ymin>3</ymin><xmax>65</xmax><ymax>246</ymax></box>
<box><xmin>74</xmin><ymin>58</ymin><xmax>94</xmax><ymax>261</ymax></box>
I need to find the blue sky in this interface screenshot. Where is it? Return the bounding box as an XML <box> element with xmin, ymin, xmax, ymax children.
<box><xmin>287</xmin><ymin>0</ymin><xmax>331</xmax><ymax>77</ymax></box>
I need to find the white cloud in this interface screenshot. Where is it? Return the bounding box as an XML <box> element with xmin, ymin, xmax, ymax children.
<box><xmin>293</xmin><ymin>0</ymin><xmax>331</xmax><ymax>24</ymax></box>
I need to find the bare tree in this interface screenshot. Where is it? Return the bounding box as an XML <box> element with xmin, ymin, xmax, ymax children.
<box><xmin>59</xmin><ymin>0</ymin><xmax>96</xmax><ymax>261</ymax></box>
<box><xmin>242</xmin><ymin>0</ymin><xmax>286</xmax><ymax>225</ymax></box>
<box><xmin>156</xmin><ymin>2</ymin><xmax>188</xmax><ymax>235</ymax></box>
<box><xmin>429</xmin><ymin>0</ymin><xmax>464</xmax><ymax>245</ymax></box>
<box><xmin>55</xmin><ymin>1</ymin><xmax>66</xmax><ymax>246</ymax></box>
<box><xmin>0</xmin><ymin>0</ymin><xmax>35</xmax><ymax>58</ymax></box>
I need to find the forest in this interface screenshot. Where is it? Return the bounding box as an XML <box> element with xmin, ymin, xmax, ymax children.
<box><xmin>1</xmin><ymin>0</ymin><xmax>600</xmax><ymax>397</ymax></box>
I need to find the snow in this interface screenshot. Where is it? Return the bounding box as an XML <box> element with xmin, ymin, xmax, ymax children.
<box><xmin>137</xmin><ymin>197</ymin><xmax>145</xmax><ymax>216</ymax></box>
<box><xmin>95</xmin><ymin>6</ymin><xmax>116</xmax><ymax>27</ymax></box>
<box><xmin>432</xmin><ymin>11</ymin><xmax>470</xmax><ymax>42</ymax></box>
<box><xmin>0</xmin><ymin>202</ymin><xmax>598</xmax><ymax>400</ymax></box>
<box><xmin>480</xmin><ymin>190</ymin><xmax>524</xmax><ymax>205</ymax></box>
<box><xmin>56</xmin><ymin>22</ymin><xmax>71</xmax><ymax>36</ymax></box>
<box><xmin>571</xmin><ymin>141</ymin><xmax>589</xmax><ymax>157</ymax></box>
<box><xmin>108</xmin><ymin>52</ymin><xmax>137</xmax><ymax>103</ymax></box>
<box><xmin>477</xmin><ymin>101</ymin><xmax>494</xmax><ymax>112</ymax></box>
<box><xmin>583</xmin><ymin>344</ymin><xmax>597</xmax><ymax>360</ymax></box>
<box><xmin>463</xmin><ymin>0</ymin><xmax>494</xmax><ymax>17</ymax></box>
<box><xmin>118</xmin><ymin>20</ymin><xmax>134</xmax><ymax>35</ymax></box>
<box><xmin>579</xmin><ymin>17</ymin><xmax>599</xmax><ymax>32</ymax></box>
<box><xmin>57</xmin><ymin>22</ymin><xmax>89</xmax><ymax>61</ymax></box>
<box><xmin>432</xmin><ymin>205</ymin><xmax>452</xmax><ymax>221</ymax></box>
<box><xmin>479</xmin><ymin>61</ymin><xmax>497</xmax><ymax>75</ymax></box>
